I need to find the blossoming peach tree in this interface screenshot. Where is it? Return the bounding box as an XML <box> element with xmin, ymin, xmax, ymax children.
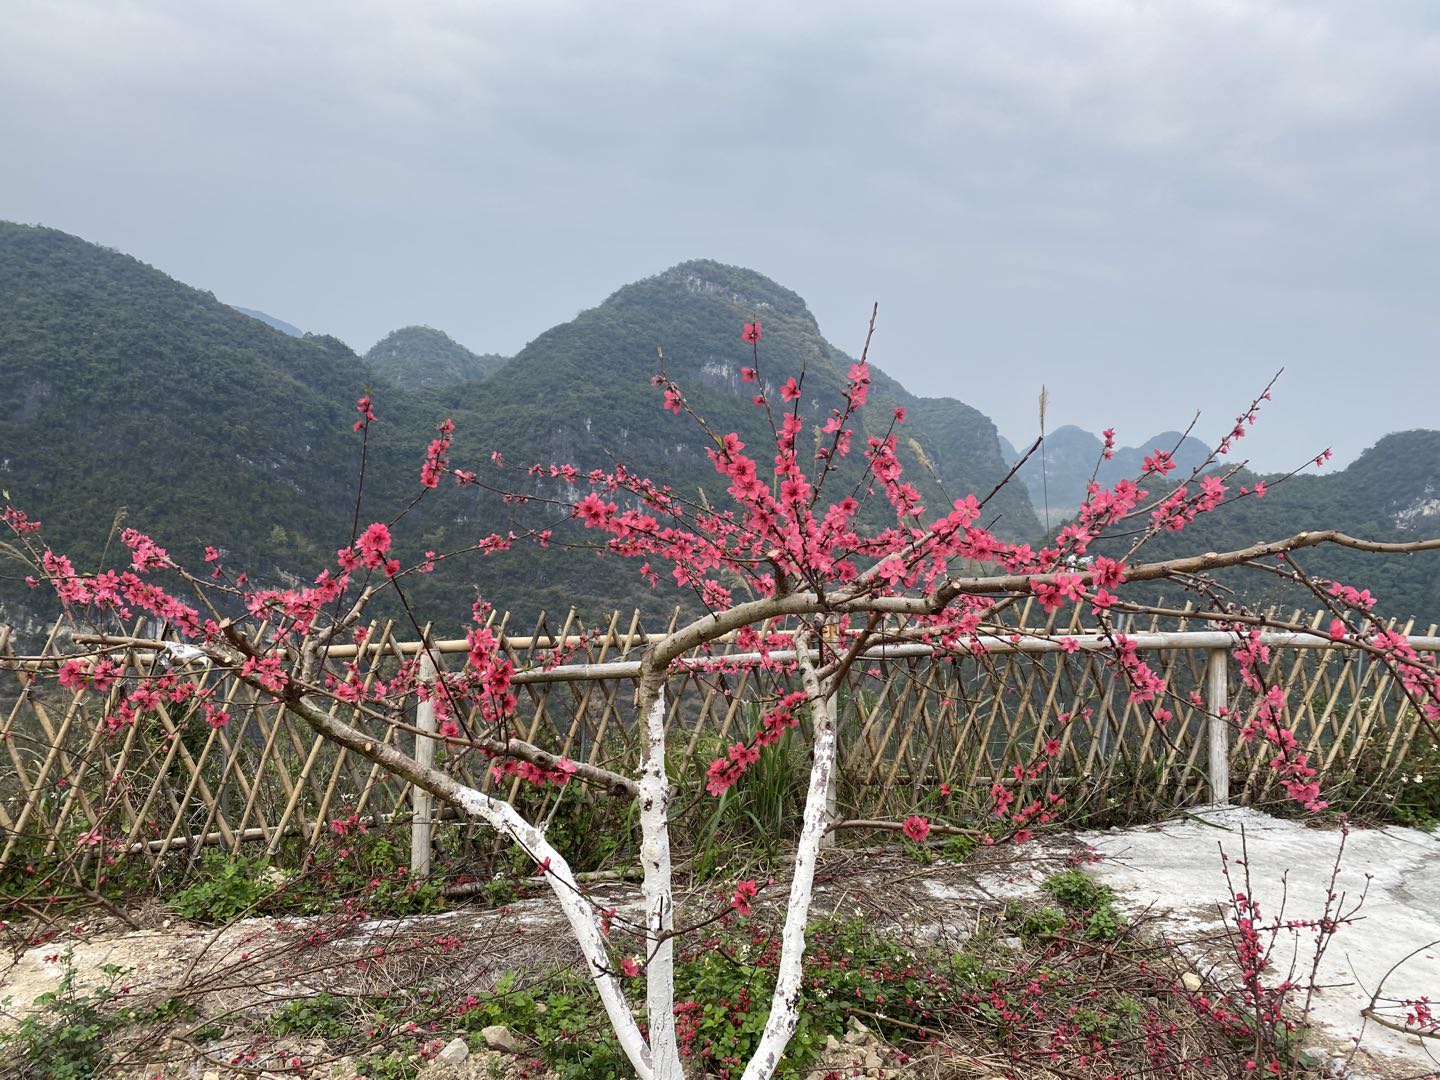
<box><xmin>8</xmin><ymin>319</ymin><xmax>1440</xmax><ymax>1080</ymax></box>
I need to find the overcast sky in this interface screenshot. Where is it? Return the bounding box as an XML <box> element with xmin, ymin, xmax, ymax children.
<box><xmin>3</xmin><ymin>0</ymin><xmax>1436</xmax><ymax>469</ymax></box>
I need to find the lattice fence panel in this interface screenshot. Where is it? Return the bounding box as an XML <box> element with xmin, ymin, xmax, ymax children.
<box><xmin>2</xmin><ymin>609</ymin><xmax>1436</xmax><ymax>886</ymax></box>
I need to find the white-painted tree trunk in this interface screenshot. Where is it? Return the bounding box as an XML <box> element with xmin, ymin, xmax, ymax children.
<box><xmin>740</xmin><ymin>644</ymin><xmax>837</xmax><ymax>1080</ymax></box>
<box><xmin>638</xmin><ymin>688</ymin><xmax>684</xmax><ymax>1080</ymax></box>
<box><xmin>448</xmin><ymin>781</ymin><xmax>657</xmax><ymax>1080</ymax></box>
<box><xmin>289</xmin><ymin>637</ymin><xmax>842</xmax><ymax>1080</ymax></box>
<box><xmin>819</xmin><ymin>690</ymin><xmax>839</xmax><ymax>850</ymax></box>
<box><xmin>290</xmin><ymin>687</ymin><xmax>663</xmax><ymax>1077</ymax></box>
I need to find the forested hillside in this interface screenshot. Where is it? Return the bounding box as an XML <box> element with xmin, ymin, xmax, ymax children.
<box><xmin>0</xmin><ymin>227</ymin><xmax>1040</xmax><ymax>634</ymax></box>
<box><xmin>392</xmin><ymin>259</ymin><xmax>1042</xmax><ymax>618</ymax></box>
<box><xmin>1091</xmin><ymin>431</ymin><xmax>1440</xmax><ymax>625</ymax></box>
<box><xmin>0</xmin><ymin>223</ymin><xmax>427</xmax><ymax>630</ymax></box>
<box><xmin>4</xmin><ymin>222</ymin><xmax>1437</xmax><ymax>635</ymax></box>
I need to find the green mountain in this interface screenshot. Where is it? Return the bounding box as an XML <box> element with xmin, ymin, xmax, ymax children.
<box><xmin>0</xmin><ymin>228</ymin><xmax>1037</xmax><ymax>634</ymax></box>
<box><xmin>400</xmin><ymin>259</ymin><xmax>1041</xmax><ymax>618</ymax></box>
<box><xmin>0</xmin><ymin>222</ymin><xmax>432</xmax><ymax>632</ymax></box>
<box><xmin>5</xmin><ymin>223</ymin><xmax>1433</xmax><ymax>636</ymax></box>
<box><xmin>1093</xmin><ymin>431</ymin><xmax>1440</xmax><ymax>626</ymax></box>
<box><xmin>364</xmin><ymin>326</ymin><xmax>506</xmax><ymax>389</ymax></box>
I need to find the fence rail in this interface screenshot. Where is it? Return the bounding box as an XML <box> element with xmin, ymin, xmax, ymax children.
<box><xmin>1</xmin><ymin>604</ymin><xmax>1435</xmax><ymax>886</ymax></box>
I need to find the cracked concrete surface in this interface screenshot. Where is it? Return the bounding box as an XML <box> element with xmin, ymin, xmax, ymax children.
<box><xmin>1085</xmin><ymin>807</ymin><xmax>1440</xmax><ymax>1077</ymax></box>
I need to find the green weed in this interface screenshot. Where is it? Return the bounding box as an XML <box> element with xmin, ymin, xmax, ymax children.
<box><xmin>0</xmin><ymin>952</ymin><xmax>133</xmax><ymax>1080</ymax></box>
<box><xmin>172</xmin><ymin>850</ymin><xmax>273</xmax><ymax>923</ymax></box>
<box><xmin>1040</xmin><ymin>869</ymin><xmax>1126</xmax><ymax>942</ymax></box>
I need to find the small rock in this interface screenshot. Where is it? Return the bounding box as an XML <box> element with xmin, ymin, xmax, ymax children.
<box><xmin>911</xmin><ymin>924</ymin><xmax>942</xmax><ymax>946</ymax></box>
<box><xmin>864</xmin><ymin>1048</ymin><xmax>883</xmax><ymax>1070</ymax></box>
<box><xmin>824</xmin><ymin>1034</ymin><xmax>842</xmax><ymax>1052</ymax></box>
<box><xmin>437</xmin><ymin>1037</ymin><xmax>469</xmax><ymax>1065</ymax></box>
<box><xmin>1180</xmin><ymin>971</ymin><xmax>1203</xmax><ymax>992</ymax></box>
<box><xmin>481</xmin><ymin>1024</ymin><xmax>520</xmax><ymax>1053</ymax></box>
<box><xmin>203</xmin><ymin>1072</ymin><xmax>220</xmax><ymax>1080</ymax></box>
<box><xmin>999</xmin><ymin>936</ymin><xmax>1023</xmax><ymax>950</ymax></box>
<box><xmin>847</xmin><ymin>1016</ymin><xmax>869</xmax><ymax>1035</ymax></box>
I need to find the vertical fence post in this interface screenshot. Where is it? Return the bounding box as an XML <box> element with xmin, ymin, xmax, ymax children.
<box><xmin>1206</xmin><ymin>647</ymin><xmax>1230</xmax><ymax>805</ymax></box>
<box><xmin>411</xmin><ymin>646</ymin><xmax>437</xmax><ymax>879</ymax></box>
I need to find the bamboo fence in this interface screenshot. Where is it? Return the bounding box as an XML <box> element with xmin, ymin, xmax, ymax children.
<box><xmin>0</xmin><ymin>603</ymin><xmax>1436</xmax><ymax>887</ymax></box>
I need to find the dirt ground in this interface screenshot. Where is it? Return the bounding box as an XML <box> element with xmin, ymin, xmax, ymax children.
<box><xmin>2</xmin><ymin>819</ymin><xmax>1437</xmax><ymax>1079</ymax></box>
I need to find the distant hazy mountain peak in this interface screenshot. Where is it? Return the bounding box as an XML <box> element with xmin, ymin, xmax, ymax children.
<box><xmin>363</xmin><ymin>325</ymin><xmax>506</xmax><ymax>389</ymax></box>
<box><xmin>1005</xmin><ymin>424</ymin><xmax>1213</xmax><ymax>517</ymax></box>
<box><xmin>231</xmin><ymin>306</ymin><xmax>303</xmax><ymax>337</ymax></box>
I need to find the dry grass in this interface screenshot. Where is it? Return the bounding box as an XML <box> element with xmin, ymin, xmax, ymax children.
<box><xmin>1</xmin><ymin>838</ymin><xmax>1357</xmax><ymax>1080</ymax></box>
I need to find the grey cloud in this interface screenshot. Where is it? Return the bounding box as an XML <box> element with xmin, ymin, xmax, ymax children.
<box><xmin>1</xmin><ymin>0</ymin><xmax>1435</xmax><ymax>468</ymax></box>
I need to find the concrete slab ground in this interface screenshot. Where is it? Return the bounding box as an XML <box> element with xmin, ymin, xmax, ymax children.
<box><xmin>1085</xmin><ymin>807</ymin><xmax>1440</xmax><ymax>1078</ymax></box>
